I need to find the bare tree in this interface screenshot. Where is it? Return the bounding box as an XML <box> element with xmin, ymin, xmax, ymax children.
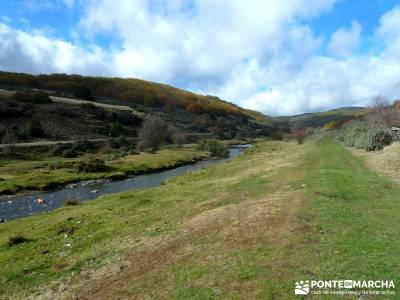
<box><xmin>170</xmin><ymin>127</ymin><xmax>187</xmax><ymax>147</ymax></box>
<box><xmin>2</xmin><ymin>127</ymin><xmax>17</xmax><ymax>155</ymax></box>
<box><xmin>367</xmin><ymin>96</ymin><xmax>395</xmax><ymax>127</ymax></box>
<box><xmin>137</xmin><ymin>115</ymin><xmax>169</xmax><ymax>153</ymax></box>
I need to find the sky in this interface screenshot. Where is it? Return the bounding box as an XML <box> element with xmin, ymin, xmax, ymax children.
<box><xmin>1</xmin><ymin>0</ymin><xmax>400</xmax><ymax>115</ymax></box>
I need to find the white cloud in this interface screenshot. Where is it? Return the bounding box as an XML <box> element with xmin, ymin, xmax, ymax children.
<box><xmin>1</xmin><ymin>1</ymin><xmax>400</xmax><ymax>115</ymax></box>
<box><xmin>328</xmin><ymin>21</ymin><xmax>362</xmax><ymax>57</ymax></box>
<box><xmin>0</xmin><ymin>23</ymin><xmax>109</xmax><ymax>75</ymax></box>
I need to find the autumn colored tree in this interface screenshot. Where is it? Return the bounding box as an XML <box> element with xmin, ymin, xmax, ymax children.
<box><xmin>186</xmin><ymin>103</ymin><xmax>203</xmax><ymax>114</ymax></box>
<box><xmin>292</xmin><ymin>128</ymin><xmax>305</xmax><ymax>144</ymax></box>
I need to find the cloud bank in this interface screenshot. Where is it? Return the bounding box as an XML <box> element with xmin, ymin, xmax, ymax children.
<box><xmin>0</xmin><ymin>0</ymin><xmax>400</xmax><ymax>115</ymax></box>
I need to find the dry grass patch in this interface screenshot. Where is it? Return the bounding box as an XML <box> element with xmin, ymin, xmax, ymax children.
<box><xmin>351</xmin><ymin>141</ymin><xmax>400</xmax><ymax>182</ymax></box>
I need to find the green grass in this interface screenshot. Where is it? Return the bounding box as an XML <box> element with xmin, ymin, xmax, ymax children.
<box><xmin>1</xmin><ymin>137</ymin><xmax>400</xmax><ymax>298</ymax></box>
<box><xmin>0</xmin><ymin>147</ymin><xmax>208</xmax><ymax>195</ymax></box>
<box><xmin>302</xmin><ymin>137</ymin><xmax>400</xmax><ymax>291</ymax></box>
<box><xmin>261</xmin><ymin>136</ymin><xmax>400</xmax><ymax>298</ymax></box>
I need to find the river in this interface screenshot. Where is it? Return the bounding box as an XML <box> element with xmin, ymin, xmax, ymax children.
<box><xmin>0</xmin><ymin>146</ymin><xmax>249</xmax><ymax>221</ymax></box>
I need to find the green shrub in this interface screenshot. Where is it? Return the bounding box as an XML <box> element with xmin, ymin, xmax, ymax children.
<box><xmin>34</xmin><ymin>92</ymin><xmax>52</xmax><ymax>104</ymax></box>
<box><xmin>8</xmin><ymin>235</ymin><xmax>29</xmax><ymax>246</ymax></box>
<box><xmin>75</xmin><ymin>157</ymin><xmax>107</xmax><ymax>172</ymax></box>
<box><xmin>354</xmin><ymin>127</ymin><xmax>392</xmax><ymax>151</ymax></box>
<box><xmin>25</xmin><ymin>116</ymin><xmax>44</xmax><ymax>137</ymax></box>
<box><xmin>337</xmin><ymin>121</ymin><xmax>368</xmax><ymax>147</ymax></box>
<box><xmin>198</xmin><ymin>139</ymin><xmax>229</xmax><ymax>157</ymax></box>
<box><xmin>48</xmin><ymin>160</ymin><xmax>77</xmax><ymax>170</ymax></box>
<box><xmin>72</xmin><ymin>85</ymin><xmax>93</xmax><ymax>100</ymax></box>
<box><xmin>271</xmin><ymin>131</ymin><xmax>283</xmax><ymax>140</ymax></box>
<box><xmin>64</xmin><ymin>199</ymin><xmax>80</xmax><ymax>206</ymax></box>
<box><xmin>61</xmin><ymin>149</ymin><xmax>77</xmax><ymax>158</ymax></box>
<box><xmin>109</xmin><ymin>121</ymin><xmax>123</xmax><ymax>137</ymax></box>
<box><xmin>12</xmin><ymin>91</ymin><xmax>52</xmax><ymax>104</ymax></box>
<box><xmin>337</xmin><ymin>121</ymin><xmax>392</xmax><ymax>151</ymax></box>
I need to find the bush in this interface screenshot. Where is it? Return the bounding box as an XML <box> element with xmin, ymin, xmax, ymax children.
<box><xmin>25</xmin><ymin>116</ymin><xmax>44</xmax><ymax>137</ymax></box>
<box><xmin>12</xmin><ymin>91</ymin><xmax>52</xmax><ymax>104</ymax></box>
<box><xmin>172</xmin><ymin>132</ymin><xmax>187</xmax><ymax>146</ymax></box>
<box><xmin>35</xmin><ymin>92</ymin><xmax>52</xmax><ymax>104</ymax></box>
<box><xmin>107</xmin><ymin>137</ymin><xmax>128</xmax><ymax>149</ymax></box>
<box><xmin>72</xmin><ymin>85</ymin><xmax>93</xmax><ymax>100</ymax></box>
<box><xmin>62</xmin><ymin>149</ymin><xmax>77</xmax><ymax>158</ymax></box>
<box><xmin>337</xmin><ymin>121</ymin><xmax>368</xmax><ymax>147</ymax></box>
<box><xmin>8</xmin><ymin>235</ymin><xmax>29</xmax><ymax>246</ymax></box>
<box><xmin>292</xmin><ymin>129</ymin><xmax>305</xmax><ymax>145</ymax></box>
<box><xmin>354</xmin><ymin>127</ymin><xmax>392</xmax><ymax>151</ymax></box>
<box><xmin>48</xmin><ymin>160</ymin><xmax>77</xmax><ymax>170</ymax></box>
<box><xmin>137</xmin><ymin>115</ymin><xmax>169</xmax><ymax>152</ymax></box>
<box><xmin>271</xmin><ymin>131</ymin><xmax>283</xmax><ymax>140</ymax></box>
<box><xmin>75</xmin><ymin>157</ymin><xmax>107</xmax><ymax>172</ymax></box>
<box><xmin>64</xmin><ymin>199</ymin><xmax>80</xmax><ymax>206</ymax></box>
<box><xmin>73</xmin><ymin>140</ymin><xmax>96</xmax><ymax>152</ymax></box>
<box><xmin>337</xmin><ymin>121</ymin><xmax>392</xmax><ymax>151</ymax></box>
<box><xmin>198</xmin><ymin>139</ymin><xmax>229</xmax><ymax>157</ymax></box>
<box><xmin>106</xmin><ymin>151</ymin><xmax>125</xmax><ymax>161</ymax></box>
<box><xmin>109</xmin><ymin>121</ymin><xmax>123</xmax><ymax>137</ymax></box>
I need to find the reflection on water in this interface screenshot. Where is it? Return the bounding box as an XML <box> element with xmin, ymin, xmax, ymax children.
<box><xmin>0</xmin><ymin>146</ymin><xmax>249</xmax><ymax>221</ymax></box>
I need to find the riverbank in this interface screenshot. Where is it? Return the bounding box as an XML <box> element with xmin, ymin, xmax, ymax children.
<box><xmin>0</xmin><ymin>146</ymin><xmax>209</xmax><ymax>196</ymax></box>
<box><xmin>1</xmin><ymin>147</ymin><xmax>246</xmax><ymax>221</ymax></box>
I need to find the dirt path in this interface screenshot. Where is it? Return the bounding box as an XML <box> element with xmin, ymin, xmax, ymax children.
<box><xmin>0</xmin><ymin>89</ymin><xmax>140</xmax><ymax>114</ymax></box>
<box><xmin>0</xmin><ymin>138</ymin><xmax>138</xmax><ymax>149</ymax></box>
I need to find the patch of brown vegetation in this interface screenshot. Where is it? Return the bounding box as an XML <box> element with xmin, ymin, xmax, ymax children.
<box><xmin>351</xmin><ymin>142</ymin><xmax>400</xmax><ymax>182</ymax></box>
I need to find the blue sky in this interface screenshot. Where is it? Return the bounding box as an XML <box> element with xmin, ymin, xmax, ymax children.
<box><xmin>1</xmin><ymin>0</ymin><xmax>400</xmax><ymax>115</ymax></box>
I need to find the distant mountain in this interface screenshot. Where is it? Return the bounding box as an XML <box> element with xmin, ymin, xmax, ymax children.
<box><xmin>279</xmin><ymin>106</ymin><xmax>368</xmax><ymax>128</ymax></box>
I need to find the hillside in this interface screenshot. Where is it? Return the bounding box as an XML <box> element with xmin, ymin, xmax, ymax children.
<box><xmin>279</xmin><ymin>106</ymin><xmax>368</xmax><ymax>128</ymax></box>
<box><xmin>0</xmin><ymin>71</ymin><xmax>281</xmax><ymax>144</ymax></box>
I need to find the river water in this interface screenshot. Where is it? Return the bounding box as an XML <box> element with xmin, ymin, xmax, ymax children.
<box><xmin>0</xmin><ymin>146</ymin><xmax>249</xmax><ymax>221</ymax></box>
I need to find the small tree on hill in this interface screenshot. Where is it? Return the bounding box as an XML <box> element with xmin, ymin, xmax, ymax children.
<box><xmin>292</xmin><ymin>128</ymin><xmax>305</xmax><ymax>145</ymax></box>
<box><xmin>367</xmin><ymin>96</ymin><xmax>395</xmax><ymax>127</ymax></box>
<box><xmin>72</xmin><ymin>85</ymin><xmax>93</xmax><ymax>100</ymax></box>
<box><xmin>137</xmin><ymin>115</ymin><xmax>169</xmax><ymax>153</ymax></box>
<box><xmin>25</xmin><ymin>116</ymin><xmax>44</xmax><ymax>137</ymax></box>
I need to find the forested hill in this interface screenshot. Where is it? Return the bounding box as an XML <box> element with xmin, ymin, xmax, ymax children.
<box><xmin>279</xmin><ymin>106</ymin><xmax>368</xmax><ymax>129</ymax></box>
<box><xmin>0</xmin><ymin>71</ymin><xmax>282</xmax><ymax>142</ymax></box>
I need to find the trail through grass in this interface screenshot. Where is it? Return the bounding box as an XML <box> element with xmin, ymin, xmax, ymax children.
<box><xmin>265</xmin><ymin>136</ymin><xmax>400</xmax><ymax>298</ymax></box>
